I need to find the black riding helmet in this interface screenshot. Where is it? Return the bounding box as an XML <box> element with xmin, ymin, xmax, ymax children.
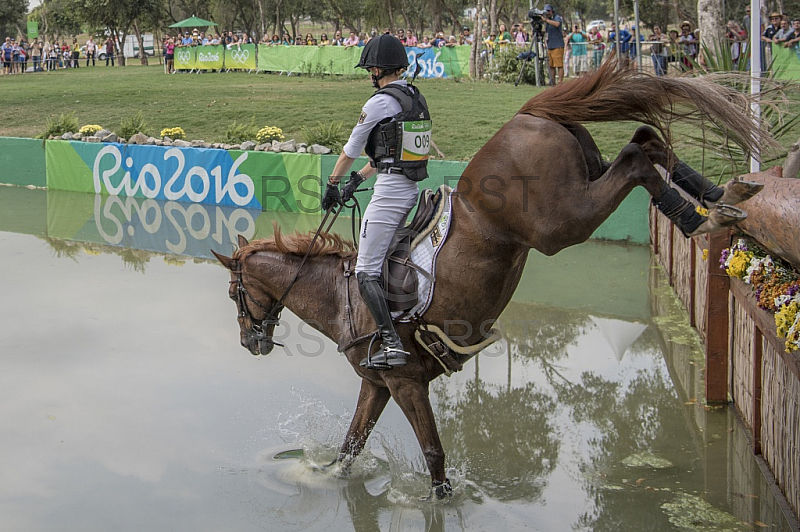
<box><xmin>356</xmin><ymin>33</ymin><xmax>409</xmax><ymax>70</ymax></box>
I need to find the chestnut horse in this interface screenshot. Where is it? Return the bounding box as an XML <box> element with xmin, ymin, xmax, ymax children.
<box><xmin>212</xmin><ymin>61</ymin><xmax>770</xmax><ymax>497</ymax></box>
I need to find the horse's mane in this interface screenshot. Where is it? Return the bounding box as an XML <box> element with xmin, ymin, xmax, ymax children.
<box><xmin>517</xmin><ymin>58</ymin><xmax>777</xmax><ymax>156</ymax></box>
<box><xmin>233</xmin><ymin>224</ymin><xmax>357</xmax><ymax>262</ymax></box>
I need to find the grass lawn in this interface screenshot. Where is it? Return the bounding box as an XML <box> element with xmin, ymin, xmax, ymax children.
<box><xmin>0</xmin><ymin>64</ymin><xmax>797</xmax><ymax>178</ymax></box>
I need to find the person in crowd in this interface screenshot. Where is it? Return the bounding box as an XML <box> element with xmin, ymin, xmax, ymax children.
<box><xmin>459</xmin><ymin>26</ymin><xmax>474</xmax><ymax>45</ymax></box>
<box><xmin>763</xmin><ymin>12</ymin><xmax>783</xmax><ymax>42</ymax></box>
<box><xmin>70</xmin><ymin>38</ymin><xmax>80</xmax><ymax>68</ymax></box>
<box><xmin>18</xmin><ymin>39</ymin><xmax>27</xmax><ymax>73</ymax></box>
<box><xmin>281</xmin><ymin>33</ymin><xmax>292</xmax><ymax>45</ymax></box>
<box><xmin>406</xmin><ymin>30</ymin><xmax>418</xmax><ymax>46</ymax></box>
<box><xmin>742</xmin><ymin>5</ymin><xmax>752</xmax><ymax>38</ymax></box>
<box><xmin>608</xmin><ymin>23</ymin><xmax>632</xmax><ymax>68</ymax></box>
<box><xmin>418</xmin><ymin>35</ymin><xmax>432</xmax><ymax>48</ymax></box>
<box><xmin>180</xmin><ymin>32</ymin><xmax>192</xmax><ymax>46</ymax></box>
<box><xmin>429</xmin><ymin>31</ymin><xmax>443</xmax><ymax>47</ymax></box>
<box><xmin>30</xmin><ymin>39</ymin><xmax>41</xmax><ymax>71</ymax></box>
<box><xmin>543</xmin><ymin>3</ymin><xmax>565</xmax><ymax>85</ymax></box>
<box><xmin>269</xmin><ymin>34</ymin><xmax>280</xmax><ymax>45</ymax></box>
<box><xmin>773</xmin><ymin>18</ymin><xmax>794</xmax><ymax>43</ymax></box>
<box><xmin>42</xmin><ymin>40</ymin><xmax>51</xmax><ymax>70</ymax></box>
<box><xmin>782</xmin><ymin>18</ymin><xmax>800</xmax><ymax>48</ymax></box>
<box><xmin>589</xmin><ymin>26</ymin><xmax>605</xmax><ymax>69</ymax></box>
<box><xmin>678</xmin><ymin>21</ymin><xmax>697</xmax><ymax>69</ymax></box>
<box><xmin>628</xmin><ymin>26</ymin><xmax>645</xmax><ymax>66</ymax></box>
<box><xmin>397</xmin><ymin>28</ymin><xmax>406</xmax><ymax>44</ymax></box>
<box><xmin>567</xmin><ymin>25</ymin><xmax>588</xmax><ymax>76</ymax></box>
<box><xmin>294</xmin><ymin>35</ymin><xmax>305</xmax><ymax>46</ymax></box>
<box><xmin>726</xmin><ymin>20</ymin><xmax>747</xmax><ymax>66</ymax></box>
<box><xmin>85</xmin><ymin>36</ymin><xmax>96</xmax><ymax>66</ymax></box>
<box><xmin>513</xmin><ymin>24</ymin><xmax>527</xmax><ymax>44</ymax></box>
<box><xmin>331</xmin><ymin>30</ymin><xmax>343</xmax><ymax>46</ymax></box>
<box><xmin>322</xmin><ymin>33</ymin><xmax>431</xmax><ymax>370</ymax></box>
<box><xmin>498</xmin><ymin>23</ymin><xmax>512</xmax><ymax>43</ymax></box>
<box><xmin>319</xmin><ymin>33</ymin><xmax>330</xmax><ymax>45</ymax></box>
<box><xmin>649</xmin><ymin>25</ymin><xmax>669</xmax><ymax>75</ymax></box>
<box><xmin>165</xmin><ymin>36</ymin><xmax>174</xmax><ymax>73</ymax></box>
<box><xmin>61</xmin><ymin>42</ymin><xmax>70</xmax><ymax>69</ymax></box>
<box><xmin>1</xmin><ymin>37</ymin><xmax>12</xmax><ymax>75</ymax></box>
<box><xmin>305</xmin><ymin>33</ymin><xmax>313</xmax><ymax>45</ymax></box>
<box><xmin>102</xmin><ymin>37</ymin><xmax>114</xmax><ymax>66</ymax></box>
<box><xmin>444</xmin><ymin>35</ymin><xmax>457</xmax><ymax>47</ymax></box>
<box><xmin>344</xmin><ymin>31</ymin><xmax>359</xmax><ymax>47</ymax></box>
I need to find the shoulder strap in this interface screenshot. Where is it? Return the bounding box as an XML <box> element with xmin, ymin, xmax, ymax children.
<box><xmin>371</xmin><ymin>85</ymin><xmax>415</xmax><ymax>113</ymax></box>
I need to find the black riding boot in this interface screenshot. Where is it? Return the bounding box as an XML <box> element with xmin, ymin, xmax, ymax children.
<box><xmin>652</xmin><ymin>183</ymin><xmax>705</xmax><ymax>236</ymax></box>
<box><xmin>357</xmin><ymin>272</ymin><xmax>408</xmax><ymax>370</ymax></box>
<box><xmin>671</xmin><ymin>161</ymin><xmax>724</xmax><ymax>207</ymax></box>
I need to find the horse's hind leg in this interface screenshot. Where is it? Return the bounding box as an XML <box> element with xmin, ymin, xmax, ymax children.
<box><xmin>562</xmin><ymin>123</ymin><xmax>609</xmax><ymax>181</ymax></box>
<box><xmin>332</xmin><ymin>379</ymin><xmax>391</xmax><ymax>468</ymax></box>
<box><xmin>630</xmin><ymin>125</ymin><xmax>763</xmax><ymax>207</ymax></box>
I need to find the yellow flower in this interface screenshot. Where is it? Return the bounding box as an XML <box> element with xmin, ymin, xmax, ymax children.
<box><xmin>702</xmin><ymin>248</ymin><xmax>709</xmax><ymax>261</ymax></box>
<box><xmin>256</xmin><ymin>126</ymin><xmax>285</xmax><ymax>144</ymax></box>
<box><xmin>160</xmin><ymin>127</ymin><xmax>186</xmax><ymax>140</ymax></box>
<box><xmin>725</xmin><ymin>250</ymin><xmax>752</xmax><ymax>278</ymax></box>
<box><xmin>79</xmin><ymin>124</ymin><xmax>103</xmax><ymax>135</ymax></box>
<box><xmin>695</xmin><ymin>205</ymin><xmax>709</xmax><ymax>217</ymax></box>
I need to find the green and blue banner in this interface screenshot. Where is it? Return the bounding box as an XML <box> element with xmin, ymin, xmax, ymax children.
<box><xmin>224</xmin><ymin>43</ymin><xmax>257</xmax><ymax>70</ymax></box>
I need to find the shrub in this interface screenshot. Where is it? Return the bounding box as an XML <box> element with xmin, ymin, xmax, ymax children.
<box><xmin>301</xmin><ymin>121</ymin><xmax>346</xmax><ymax>153</ymax></box>
<box><xmin>224</xmin><ymin>117</ymin><xmax>259</xmax><ymax>143</ymax></box>
<box><xmin>119</xmin><ymin>111</ymin><xmax>151</xmax><ymax>139</ymax></box>
<box><xmin>256</xmin><ymin>126</ymin><xmax>285</xmax><ymax>144</ymax></box>
<box><xmin>486</xmin><ymin>46</ymin><xmax>538</xmax><ymax>85</ymax></box>
<box><xmin>79</xmin><ymin>124</ymin><xmax>103</xmax><ymax>136</ymax></box>
<box><xmin>160</xmin><ymin>127</ymin><xmax>186</xmax><ymax>140</ymax></box>
<box><xmin>38</xmin><ymin>111</ymin><xmax>80</xmax><ymax>139</ymax></box>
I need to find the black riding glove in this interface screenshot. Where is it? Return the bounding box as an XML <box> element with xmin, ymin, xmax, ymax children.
<box><xmin>341</xmin><ymin>171</ymin><xmax>366</xmax><ymax>203</ymax></box>
<box><xmin>321</xmin><ymin>181</ymin><xmax>341</xmax><ymax>211</ymax></box>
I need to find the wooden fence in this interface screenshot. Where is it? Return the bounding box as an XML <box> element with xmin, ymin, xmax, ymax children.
<box><xmin>650</xmin><ymin>171</ymin><xmax>800</xmax><ymax>521</ymax></box>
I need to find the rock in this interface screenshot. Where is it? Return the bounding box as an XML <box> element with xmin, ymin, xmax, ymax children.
<box><xmin>128</xmin><ymin>132</ymin><xmax>149</xmax><ymax>145</ymax></box>
<box><xmin>229</xmin><ymin>144</ymin><xmax>241</xmax><ymax>150</ymax></box>
<box><xmin>271</xmin><ymin>140</ymin><xmax>282</xmax><ymax>152</ymax></box>
<box><xmin>255</xmin><ymin>143</ymin><xmax>269</xmax><ymax>152</ymax></box>
<box><xmin>278</xmin><ymin>139</ymin><xmax>296</xmax><ymax>152</ymax></box>
<box><xmin>61</xmin><ymin>132</ymin><xmax>73</xmax><ymax>140</ymax></box>
<box><xmin>146</xmin><ymin>137</ymin><xmax>157</xmax><ymax>145</ymax></box>
<box><xmin>163</xmin><ymin>136</ymin><xmax>173</xmax><ymax>143</ymax></box>
<box><xmin>155</xmin><ymin>140</ymin><xmax>163</xmax><ymax>146</ymax></box>
<box><xmin>95</xmin><ymin>129</ymin><xmax>112</xmax><ymax>139</ymax></box>
<box><xmin>102</xmin><ymin>133</ymin><xmax>119</xmax><ymax>143</ymax></box>
<box><xmin>173</xmin><ymin>139</ymin><xmax>191</xmax><ymax>147</ymax></box>
<box><xmin>118</xmin><ymin>138</ymin><xmax>126</xmax><ymax>144</ymax></box>
<box><xmin>86</xmin><ymin>136</ymin><xmax>102</xmax><ymax>143</ymax></box>
<box><xmin>241</xmin><ymin>141</ymin><xmax>256</xmax><ymax>151</ymax></box>
<box><xmin>162</xmin><ymin>140</ymin><xmax>173</xmax><ymax>146</ymax></box>
<box><xmin>309</xmin><ymin>144</ymin><xmax>332</xmax><ymax>155</ymax></box>
<box><xmin>297</xmin><ymin>147</ymin><xmax>307</xmax><ymax>153</ymax></box>
<box><xmin>48</xmin><ymin>135</ymin><xmax>55</xmax><ymax>140</ymax></box>
<box><xmin>190</xmin><ymin>139</ymin><xmax>206</xmax><ymax>147</ymax></box>
<box><xmin>297</xmin><ymin>142</ymin><xmax>308</xmax><ymax>149</ymax></box>
<box><xmin>72</xmin><ymin>132</ymin><xmax>83</xmax><ymax>140</ymax></box>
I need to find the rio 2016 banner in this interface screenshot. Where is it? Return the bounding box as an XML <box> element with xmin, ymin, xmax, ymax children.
<box><xmin>256</xmin><ymin>44</ymin><xmax>470</xmax><ymax>78</ymax></box>
<box><xmin>224</xmin><ymin>44</ymin><xmax>257</xmax><ymax>70</ymax></box>
<box><xmin>45</xmin><ymin>141</ymin><xmax>323</xmax><ymax>212</ymax></box>
<box><xmin>196</xmin><ymin>45</ymin><xmax>224</xmax><ymax>70</ymax></box>
<box><xmin>174</xmin><ymin>46</ymin><xmax>196</xmax><ymax>70</ymax></box>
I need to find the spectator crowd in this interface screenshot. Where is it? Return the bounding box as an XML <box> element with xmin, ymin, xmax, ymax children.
<box><xmin>1</xmin><ymin>35</ymin><xmax>118</xmax><ymax>75</ymax></box>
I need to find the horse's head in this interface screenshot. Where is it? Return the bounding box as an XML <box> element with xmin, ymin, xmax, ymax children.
<box><xmin>212</xmin><ymin>235</ymin><xmax>284</xmax><ymax>356</ymax></box>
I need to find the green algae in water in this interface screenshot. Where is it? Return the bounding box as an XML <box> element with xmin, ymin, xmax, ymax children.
<box><xmin>661</xmin><ymin>492</ymin><xmax>749</xmax><ymax>531</ymax></box>
<box><xmin>622</xmin><ymin>452</ymin><xmax>674</xmax><ymax>469</ymax></box>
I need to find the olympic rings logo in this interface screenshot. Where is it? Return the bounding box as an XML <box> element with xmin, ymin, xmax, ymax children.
<box><xmin>176</xmin><ymin>50</ymin><xmax>191</xmax><ymax>63</ymax></box>
<box><xmin>230</xmin><ymin>49</ymin><xmax>250</xmax><ymax>64</ymax></box>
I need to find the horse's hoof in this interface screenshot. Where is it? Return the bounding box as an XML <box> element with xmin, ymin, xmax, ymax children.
<box><xmin>433</xmin><ymin>478</ymin><xmax>453</xmax><ymax>500</ymax></box>
<box><xmin>717</xmin><ymin>179</ymin><xmax>764</xmax><ymax>206</ymax></box>
<box><xmin>687</xmin><ymin>204</ymin><xmax>747</xmax><ymax>237</ymax></box>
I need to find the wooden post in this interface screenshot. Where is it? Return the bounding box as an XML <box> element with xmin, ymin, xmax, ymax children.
<box><xmin>704</xmin><ymin>230</ymin><xmax>732</xmax><ymax>403</ymax></box>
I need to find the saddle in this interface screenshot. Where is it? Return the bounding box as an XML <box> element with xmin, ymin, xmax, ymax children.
<box><xmin>382</xmin><ymin>187</ymin><xmax>444</xmax><ymax>314</ymax></box>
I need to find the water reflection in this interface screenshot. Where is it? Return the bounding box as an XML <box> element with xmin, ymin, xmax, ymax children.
<box><xmin>0</xmin><ymin>186</ymin><xmax>795</xmax><ymax>531</ymax></box>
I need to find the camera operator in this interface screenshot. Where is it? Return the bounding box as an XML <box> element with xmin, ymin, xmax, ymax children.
<box><xmin>542</xmin><ymin>4</ymin><xmax>564</xmax><ymax>85</ymax></box>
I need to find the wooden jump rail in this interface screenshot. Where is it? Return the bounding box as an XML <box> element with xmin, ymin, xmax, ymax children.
<box><xmin>650</xmin><ymin>166</ymin><xmax>800</xmax><ymax>522</ymax></box>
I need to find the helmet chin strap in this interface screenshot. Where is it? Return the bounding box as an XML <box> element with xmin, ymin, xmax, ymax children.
<box><xmin>371</xmin><ymin>68</ymin><xmax>392</xmax><ymax>88</ymax></box>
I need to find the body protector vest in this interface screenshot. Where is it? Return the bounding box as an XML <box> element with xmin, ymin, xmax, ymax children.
<box><xmin>365</xmin><ymin>84</ymin><xmax>431</xmax><ymax>182</ymax></box>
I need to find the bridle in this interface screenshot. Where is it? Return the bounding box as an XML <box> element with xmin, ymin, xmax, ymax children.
<box><xmin>230</xmin><ymin>203</ymin><xmax>349</xmax><ymax>354</ymax></box>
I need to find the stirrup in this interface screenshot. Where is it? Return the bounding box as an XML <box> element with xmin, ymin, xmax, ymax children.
<box><xmin>359</xmin><ymin>346</ymin><xmax>409</xmax><ymax>371</ymax></box>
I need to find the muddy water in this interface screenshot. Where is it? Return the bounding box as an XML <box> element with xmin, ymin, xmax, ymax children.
<box><xmin>0</xmin><ymin>188</ymin><xmax>795</xmax><ymax>531</ymax></box>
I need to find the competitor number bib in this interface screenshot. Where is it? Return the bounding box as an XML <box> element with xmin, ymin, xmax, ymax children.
<box><xmin>400</xmin><ymin>120</ymin><xmax>432</xmax><ymax>161</ymax></box>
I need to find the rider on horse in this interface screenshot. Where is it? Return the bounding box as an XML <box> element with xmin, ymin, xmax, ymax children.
<box><xmin>322</xmin><ymin>34</ymin><xmax>432</xmax><ymax>371</ymax></box>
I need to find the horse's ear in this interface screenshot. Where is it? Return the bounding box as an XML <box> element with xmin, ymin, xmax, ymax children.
<box><xmin>237</xmin><ymin>235</ymin><xmax>249</xmax><ymax>248</ymax></box>
<box><xmin>211</xmin><ymin>250</ymin><xmax>236</xmax><ymax>270</ymax></box>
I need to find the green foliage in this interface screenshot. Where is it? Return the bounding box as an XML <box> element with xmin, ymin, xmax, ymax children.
<box><xmin>301</xmin><ymin>121</ymin><xmax>346</xmax><ymax>153</ymax></box>
<box><xmin>224</xmin><ymin>117</ymin><xmax>259</xmax><ymax>143</ymax></box>
<box><xmin>118</xmin><ymin>111</ymin><xmax>151</xmax><ymax>139</ymax></box>
<box><xmin>486</xmin><ymin>47</ymin><xmax>538</xmax><ymax>85</ymax></box>
<box><xmin>38</xmin><ymin>111</ymin><xmax>79</xmax><ymax>140</ymax></box>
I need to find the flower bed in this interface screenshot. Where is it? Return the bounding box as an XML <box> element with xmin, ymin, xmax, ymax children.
<box><xmin>721</xmin><ymin>237</ymin><xmax>800</xmax><ymax>353</ymax></box>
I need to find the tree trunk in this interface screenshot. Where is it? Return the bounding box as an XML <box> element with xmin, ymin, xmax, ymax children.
<box><xmin>470</xmin><ymin>0</ymin><xmax>484</xmax><ymax>79</ymax></box>
<box><xmin>133</xmin><ymin>20</ymin><xmax>149</xmax><ymax>66</ymax></box>
<box><xmin>489</xmin><ymin>0</ymin><xmax>498</xmax><ymax>34</ymax></box>
<box><xmin>697</xmin><ymin>0</ymin><xmax>725</xmax><ymax>64</ymax></box>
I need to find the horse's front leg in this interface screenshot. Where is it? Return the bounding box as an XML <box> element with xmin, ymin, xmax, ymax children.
<box><xmin>331</xmin><ymin>378</ymin><xmax>391</xmax><ymax>469</ymax></box>
<box><xmin>384</xmin><ymin>376</ymin><xmax>451</xmax><ymax>499</ymax></box>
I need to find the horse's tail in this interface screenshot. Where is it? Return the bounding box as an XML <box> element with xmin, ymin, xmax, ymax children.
<box><xmin>517</xmin><ymin>59</ymin><xmax>777</xmax><ymax>157</ymax></box>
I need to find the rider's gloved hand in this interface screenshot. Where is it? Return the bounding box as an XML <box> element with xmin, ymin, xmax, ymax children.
<box><xmin>321</xmin><ymin>180</ymin><xmax>341</xmax><ymax>211</ymax></box>
<box><xmin>341</xmin><ymin>171</ymin><xmax>366</xmax><ymax>203</ymax></box>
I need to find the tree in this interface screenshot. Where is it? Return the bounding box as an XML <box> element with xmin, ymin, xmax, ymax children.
<box><xmin>0</xmin><ymin>0</ymin><xmax>27</xmax><ymax>39</ymax></box>
<box><xmin>74</xmin><ymin>0</ymin><xmax>161</xmax><ymax>65</ymax></box>
<box><xmin>697</xmin><ymin>0</ymin><xmax>724</xmax><ymax>58</ymax></box>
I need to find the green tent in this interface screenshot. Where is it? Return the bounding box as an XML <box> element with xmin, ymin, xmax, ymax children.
<box><xmin>169</xmin><ymin>16</ymin><xmax>218</xmax><ymax>28</ymax></box>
